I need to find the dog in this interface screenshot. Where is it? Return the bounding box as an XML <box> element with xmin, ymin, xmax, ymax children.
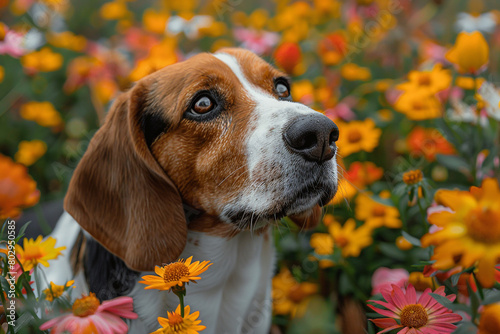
<box><xmin>45</xmin><ymin>48</ymin><xmax>339</xmax><ymax>334</ymax></box>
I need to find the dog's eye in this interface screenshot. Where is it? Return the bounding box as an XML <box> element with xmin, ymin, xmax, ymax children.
<box><xmin>275</xmin><ymin>79</ymin><xmax>291</xmax><ymax>100</ymax></box>
<box><xmin>192</xmin><ymin>96</ymin><xmax>215</xmax><ymax>114</ymax></box>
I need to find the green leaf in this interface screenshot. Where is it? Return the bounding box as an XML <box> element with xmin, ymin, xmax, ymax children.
<box><xmin>453</xmin><ymin>322</ymin><xmax>477</xmax><ymax>334</ymax></box>
<box><xmin>435</xmin><ymin>154</ymin><xmax>470</xmax><ymax>174</ymax></box>
<box><xmin>482</xmin><ymin>290</ymin><xmax>500</xmax><ymax>305</ymax></box>
<box><xmin>450</xmin><ymin>272</ymin><xmax>462</xmax><ymax>286</ymax></box>
<box><xmin>14</xmin><ymin>312</ymin><xmax>35</xmax><ymax>333</ymax></box>
<box><xmin>16</xmin><ymin>221</ymin><xmax>31</xmax><ymax>241</ymax></box>
<box><xmin>429</xmin><ymin>293</ymin><xmax>453</xmax><ymax>308</ymax></box>
<box><xmin>402</xmin><ymin>231</ymin><xmax>421</xmax><ymax>247</ymax></box>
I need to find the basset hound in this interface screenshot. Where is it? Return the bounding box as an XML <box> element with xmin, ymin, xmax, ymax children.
<box><xmin>46</xmin><ymin>48</ymin><xmax>339</xmax><ymax>333</ymax></box>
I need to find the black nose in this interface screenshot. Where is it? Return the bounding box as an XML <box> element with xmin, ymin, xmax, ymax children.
<box><xmin>283</xmin><ymin>114</ymin><xmax>339</xmax><ymax>163</ymax></box>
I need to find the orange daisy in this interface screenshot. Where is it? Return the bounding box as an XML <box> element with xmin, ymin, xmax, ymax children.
<box><xmin>139</xmin><ymin>256</ymin><xmax>212</xmax><ymax>291</ymax></box>
<box><xmin>151</xmin><ymin>305</ymin><xmax>206</xmax><ymax>334</ymax></box>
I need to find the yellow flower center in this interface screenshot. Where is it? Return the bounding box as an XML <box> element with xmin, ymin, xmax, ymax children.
<box><xmin>72</xmin><ymin>293</ymin><xmax>100</xmax><ymax>317</ymax></box>
<box><xmin>403</xmin><ymin>170</ymin><xmax>423</xmax><ymax>185</ymax></box>
<box><xmin>163</xmin><ymin>262</ymin><xmax>190</xmax><ymax>283</ymax></box>
<box><xmin>465</xmin><ymin>207</ymin><xmax>500</xmax><ymax>244</ymax></box>
<box><xmin>418</xmin><ymin>74</ymin><xmax>432</xmax><ymax>86</ymax></box>
<box><xmin>371</xmin><ymin>206</ymin><xmax>386</xmax><ymax>217</ymax></box>
<box><xmin>400</xmin><ymin>304</ymin><xmax>428</xmax><ymax>328</ymax></box>
<box><xmin>347</xmin><ymin>130</ymin><xmax>362</xmax><ymax>143</ymax></box>
<box><xmin>169</xmin><ymin>312</ymin><xmax>184</xmax><ymax>329</ymax></box>
<box><xmin>335</xmin><ymin>236</ymin><xmax>349</xmax><ymax>248</ymax></box>
<box><xmin>287</xmin><ymin>285</ymin><xmax>308</xmax><ymax>303</ymax></box>
<box><xmin>412</xmin><ymin>100</ymin><xmax>426</xmax><ymax>111</ymax></box>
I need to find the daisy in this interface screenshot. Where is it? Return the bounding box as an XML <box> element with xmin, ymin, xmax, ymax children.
<box><xmin>328</xmin><ymin>218</ymin><xmax>373</xmax><ymax>257</ymax></box>
<box><xmin>336</xmin><ymin>119</ymin><xmax>382</xmax><ymax>157</ymax></box>
<box><xmin>39</xmin><ymin>293</ymin><xmax>138</xmax><ymax>333</ymax></box>
<box><xmin>355</xmin><ymin>193</ymin><xmax>402</xmax><ymax>229</ymax></box>
<box><xmin>151</xmin><ymin>305</ymin><xmax>206</xmax><ymax>334</ymax></box>
<box><xmin>478</xmin><ymin>81</ymin><xmax>500</xmax><ymax>121</ymax></box>
<box><xmin>15</xmin><ymin>235</ymin><xmax>65</xmax><ymax>271</ymax></box>
<box><xmin>139</xmin><ymin>256</ymin><xmax>212</xmax><ymax>291</ymax></box>
<box><xmin>368</xmin><ymin>284</ymin><xmax>462</xmax><ymax>333</ymax></box>
<box><xmin>455</xmin><ymin>12</ymin><xmax>497</xmax><ymax>34</ymax></box>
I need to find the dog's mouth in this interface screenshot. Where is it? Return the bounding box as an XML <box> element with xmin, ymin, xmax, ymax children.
<box><xmin>222</xmin><ymin>180</ymin><xmax>337</xmax><ymax>229</ymax></box>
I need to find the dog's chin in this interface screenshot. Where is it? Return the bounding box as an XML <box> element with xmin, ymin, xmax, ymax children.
<box><xmin>224</xmin><ymin>184</ymin><xmax>337</xmax><ymax>230</ymax></box>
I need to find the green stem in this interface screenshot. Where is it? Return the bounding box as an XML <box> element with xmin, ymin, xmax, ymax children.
<box><xmin>179</xmin><ymin>293</ymin><xmax>185</xmax><ymax>317</ymax></box>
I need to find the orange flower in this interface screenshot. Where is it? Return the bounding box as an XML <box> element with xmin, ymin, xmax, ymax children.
<box><xmin>273</xmin><ymin>42</ymin><xmax>302</xmax><ymax>75</ymax></box>
<box><xmin>340</xmin><ymin>63</ymin><xmax>371</xmax><ymax>81</ymax></box>
<box><xmin>446</xmin><ymin>31</ymin><xmax>489</xmax><ymax>74</ymax></box>
<box><xmin>0</xmin><ymin>65</ymin><xmax>4</xmax><ymax>83</ymax></box>
<box><xmin>318</xmin><ymin>32</ymin><xmax>347</xmax><ymax>66</ymax></box>
<box><xmin>478</xmin><ymin>303</ymin><xmax>500</xmax><ymax>334</ymax></box>
<box><xmin>355</xmin><ymin>193</ymin><xmax>402</xmax><ymax>229</ymax></box>
<box><xmin>407</xmin><ymin>127</ymin><xmax>455</xmax><ymax>161</ymax></box>
<box><xmin>15</xmin><ymin>140</ymin><xmax>47</xmax><ymax>166</ymax></box>
<box><xmin>332</xmin><ymin>160</ymin><xmax>383</xmax><ymax>205</ymax></box>
<box><xmin>151</xmin><ymin>305</ymin><xmax>206</xmax><ymax>334</ymax></box>
<box><xmin>142</xmin><ymin>9</ymin><xmax>169</xmax><ymax>34</ymax></box>
<box><xmin>336</xmin><ymin>119</ymin><xmax>382</xmax><ymax>156</ymax></box>
<box><xmin>47</xmin><ymin>31</ymin><xmax>87</xmax><ymax>52</ymax></box>
<box><xmin>21</xmin><ymin>47</ymin><xmax>63</xmax><ymax>72</ymax></box>
<box><xmin>19</xmin><ymin>101</ymin><xmax>63</xmax><ymax>128</ymax></box>
<box><xmin>0</xmin><ymin>154</ymin><xmax>40</xmax><ymax>219</ymax></box>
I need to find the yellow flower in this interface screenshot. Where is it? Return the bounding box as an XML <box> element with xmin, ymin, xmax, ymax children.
<box><xmin>0</xmin><ymin>154</ymin><xmax>40</xmax><ymax>219</ymax></box>
<box><xmin>100</xmin><ymin>1</ymin><xmax>129</xmax><ymax>20</ymax></box>
<box><xmin>394</xmin><ymin>91</ymin><xmax>443</xmax><ymax>120</ymax></box>
<box><xmin>21</xmin><ymin>47</ymin><xmax>63</xmax><ymax>72</ymax></box>
<box><xmin>403</xmin><ymin>170</ymin><xmax>423</xmax><ymax>185</ymax></box>
<box><xmin>16</xmin><ymin>236</ymin><xmax>66</xmax><ymax>271</ymax></box>
<box><xmin>397</xmin><ymin>65</ymin><xmax>451</xmax><ymax>95</ymax></box>
<box><xmin>355</xmin><ymin>193</ymin><xmax>402</xmax><ymax>229</ymax></box>
<box><xmin>336</xmin><ymin>119</ymin><xmax>381</xmax><ymax>156</ymax></box>
<box><xmin>446</xmin><ymin>31</ymin><xmax>489</xmax><ymax>74</ymax></box>
<box><xmin>328</xmin><ymin>219</ymin><xmax>373</xmax><ymax>257</ymax></box>
<box><xmin>455</xmin><ymin>76</ymin><xmax>485</xmax><ymax>90</ymax></box>
<box><xmin>421</xmin><ymin>178</ymin><xmax>500</xmax><ymax>287</ymax></box>
<box><xmin>310</xmin><ymin>233</ymin><xmax>334</xmax><ymax>255</ymax></box>
<box><xmin>143</xmin><ymin>9</ymin><xmax>169</xmax><ymax>34</ymax></box>
<box><xmin>92</xmin><ymin>79</ymin><xmax>118</xmax><ymax>104</ymax></box>
<box><xmin>47</xmin><ymin>31</ymin><xmax>87</xmax><ymax>52</ymax></box>
<box><xmin>0</xmin><ymin>65</ymin><xmax>4</xmax><ymax>83</ymax></box>
<box><xmin>408</xmin><ymin>272</ymin><xmax>434</xmax><ymax>292</ymax></box>
<box><xmin>396</xmin><ymin>236</ymin><xmax>413</xmax><ymax>250</ymax></box>
<box><xmin>151</xmin><ymin>305</ymin><xmax>206</xmax><ymax>334</ymax></box>
<box><xmin>341</xmin><ymin>63</ymin><xmax>372</xmax><ymax>81</ymax></box>
<box><xmin>478</xmin><ymin>303</ymin><xmax>500</xmax><ymax>334</ymax></box>
<box><xmin>43</xmin><ymin>280</ymin><xmax>74</xmax><ymax>302</ymax></box>
<box><xmin>20</xmin><ymin>101</ymin><xmax>63</xmax><ymax>128</ymax></box>
<box><xmin>139</xmin><ymin>256</ymin><xmax>212</xmax><ymax>291</ymax></box>
<box><xmin>272</xmin><ymin>267</ymin><xmax>318</xmax><ymax>318</ymax></box>
<box><xmin>129</xmin><ymin>39</ymin><xmax>178</xmax><ymax>82</ymax></box>
<box><xmin>292</xmin><ymin>80</ymin><xmax>314</xmax><ymax>104</ymax></box>
<box><xmin>15</xmin><ymin>140</ymin><xmax>47</xmax><ymax>166</ymax></box>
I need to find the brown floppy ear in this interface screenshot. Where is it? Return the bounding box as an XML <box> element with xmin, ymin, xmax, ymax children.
<box><xmin>64</xmin><ymin>81</ymin><xmax>187</xmax><ymax>272</ymax></box>
<box><xmin>289</xmin><ymin>205</ymin><xmax>322</xmax><ymax>230</ymax></box>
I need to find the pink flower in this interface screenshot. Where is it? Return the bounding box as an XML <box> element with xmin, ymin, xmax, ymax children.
<box><xmin>371</xmin><ymin>268</ymin><xmax>409</xmax><ymax>295</ymax></box>
<box><xmin>0</xmin><ymin>30</ymin><xmax>27</xmax><ymax>57</ymax></box>
<box><xmin>234</xmin><ymin>28</ymin><xmax>279</xmax><ymax>55</ymax></box>
<box><xmin>368</xmin><ymin>284</ymin><xmax>462</xmax><ymax>333</ymax></box>
<box><xmin>40</xmin><ymin>293</ymin><xmax>138</xmax><ymax>334</ymax></box>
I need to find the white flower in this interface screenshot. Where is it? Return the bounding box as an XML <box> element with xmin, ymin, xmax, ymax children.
<box><xmin>167</xmin><ymin>15</ymin><xmax>213</xmax><ymax>39</ymax></box>
<box><xmin>478</xmin><ymin>82</ymin><xmax>500</xmax><ymax>121</ymax></box>
<box><xmin>455</xmin><ymin>12</ymin><xmax>497</xmax><ymax>33</ymax></box>
<box><xmin>447</xmin><ymin>99</ymin><xmax>478</xmax><ymax>123</ymax></box>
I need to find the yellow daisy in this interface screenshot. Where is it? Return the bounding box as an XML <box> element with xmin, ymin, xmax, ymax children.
<box><xmin>394</xmin><ymin>91</ymin><xmax>443</xmax><ymax>120</ymax></box>
<box><xmin>336</xmin><ymin>119</ymin><xmax>382</xmax><ymax>157</ymax></box>
<box><xmin>421</xmin><ymin>178</ymin><xmax>500</xmax><ymax>287</ymax></box>
<box><xmin>328</xmin><ymin>219</ymin><xmax>373</xmax><ymax>257</ymax></box>
<box><xmin>272</xmin><ymin>267</ymin><xmax>318</xmax><ymax>318</ymax></box>
<box><xmin>151</xmin><ymin>305</ymin><xmax>206</xmax><ymax>334</ymax></box>
<box><xmin>478</xmin><ymin>303</ymin><xmax>500</xmax><ymax>334</ymax></box>
<box><xmin>397</xmin><ymin>64</ymin><xmax>452</xmax><ymax>95</ymax></box>
<box><xmin>43</xmin><ymin>280</ymin><xmax>75</xmax><ymax>302</ymax></box>
<box><xmin>140</xmin><ymin>257</ymin><xmax>212</xmax><ymax>291</ymax></box>
<box><xmin>355</xmin><ymin>193</ymin><xmax>402</xmax><ymax>229</ymax></box>
<box><xmin>15</xmin><ymin>236</ymin><xmax>66</xmax><ymax>271</ymax></box>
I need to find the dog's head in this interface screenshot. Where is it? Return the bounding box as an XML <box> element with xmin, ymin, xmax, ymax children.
<box><xmin>65</xmin><ymin>48</ymin><xmax>339</xmax><ymax>271</ymax></box>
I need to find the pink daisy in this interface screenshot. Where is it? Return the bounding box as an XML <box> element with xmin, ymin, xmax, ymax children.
<box><xmin>39</xmin><ymin>293</ymin><xmax>138</xmax><ymax>334</ymax></box>
<box><xmin>368</xmin><ymin>284</ymin><xmax>462</xmax><ymax>334</ymax></box>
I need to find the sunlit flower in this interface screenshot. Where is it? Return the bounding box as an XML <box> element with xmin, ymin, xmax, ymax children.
<box><xmin>139</xmin><ymin>256</ymin><xmax>212</xmax><ymax>291</ymax></box>
<box><xmin>355</xmin><ymin>193</ymin><xmax>402</xmax><ymax>229</ymax></box>
<box><xmin>407</xmin><ymin>127</ymin><xmax>455</xmax><ymax>161</ymax></box>
<box><xmin>478</xmin><ymin>303</ymin><xmax>500</xmax><ymax>334</ymax></box>
<box><xmin>397</xmin><ymin>65</ymin><xmax>452</xmax><ymax>96</ymax></box>
<box><xmin>93</xmin><ymin>78</ymin><xmax>119</xmax><ymax>104</ymax></box>
<box><xmin>129</xmin><ymin>39</ymin><xmax>178</xmax><ymax>82</ymax></box>
<box><xmin>421</xmin><ymin>178</ymin><xmax>500</xmax><ymax>287</ymax></box>
<box><xmin>318</xmin><ymin>32</ymin><xmax>347</xmax><ymax>66</ymax></box>
<box><xmin>100</xmin><ymin>1</ymin><xmax>130</xmax><ymax>20</ymax></box>
<box><xmin>46</xmin><ymin>31</ymin><xmax>87</xmax><ymax>52</ymax></box>
<box><xmin>143</xmin><ymin>9</ymin><xmax>169</xmax><ymax>34</ymax></box>
<box><xmin>16</xmin><ymin>235</ymin><xmax>66</xmax><ymax>271</ymax></box>
<box><xmin>403</xmin><ymin>170</ymin><xmax>423</xmax><ymax>185</ymax></box>
<box><xmin>455</xmin><ymin>12</ymin><xmax>497</xmax><ymax>34</ymax></box>
<box><xmin>272</xmin><ymin>267</ymin><xmax>318</xmax><ymax>318</ymax></box>
<box><xmin>273</xmin><ymin>42</ymin><xmax>302</xmax><ymax>75</ymax></box>
<box><xmin>19</xmin><ymin>101</ymin><xmax>63</xmax><ymax>128</ymax></box>
<box><xmin>455</xmin><ymin>76</ymin><xmax>485</xmax><ymax>90</ymax></box>
<box><xmin>394</xmin><ymin>91</ymin><xmax>443</xmax><ymax>120</ymax></box>
<box><xmin>369</xmin><ymin>284</ymin><xmax>461</xmax><ymax>333</ymax></box>
<box><xmin>446</xmin><ymin>31</ymin><xmax>489</xmax><ymax>74</ymax></box>
<box><xmin>15</xmin><ymin>140</ymin><xmax>47</xmax><ymax>166</ymax></box>
<box><xmin>310</xmin><ymin>233</ymin><xmax>334</xmax><ymax>256</ymax></box>
<box><xmin>396</xmin><ymin>236</ymin><xmax>413</xmax><ymax>251</ymax></box>
<box><xmin>151</xmin><ymin>305</ymin><xmax>206</xmax><ymax>334</ymax></box>
<box><xmin>478</xmin><ymin>81</ymin><xmax>500</xmax><ymax>121</ymax></box>
<box><xmin>328</xmin><ymin>218</ymin><xmax>373</xmax><ymax>257</ymax></box>
<box><xmin>292</xmin><ymin>80</ymin><xmax>314</xmax><ymax>105</ymax></box>
<box><xmin>21</xmin><ymin>47</ymin><xmax>63</xmax><ymax>72</ymax></box>
<box><xmin>340</xmin><ymin>63</ymin><xmax>371</xmax><ymax>81</ymax></box>
<box><xmin>0</xmin><ymin>154</ymin><xmax>40</xmax><ymax>219</ymax></box>
<box><xmin>336</xmin><ymin>119</ymin><xmax>381</xmax><ymax>156</ymax></box>
<box><xmin>40</xmin><ymin>293</ymin><xmax>137</xmax><ymax>333</ymax></box>
<box><xmin>43</xmin><ymin>280</ymin><xmax>74</xmax><ymax>302</ymax></box>
<box><xmin>371</xmin><ymin>267</ymin><xmax>409</xmax><ymax>295</ymax></box>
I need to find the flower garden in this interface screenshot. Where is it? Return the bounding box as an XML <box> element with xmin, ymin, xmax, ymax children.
<box><xmin>1</xmin><ymin>0</ymin><xmax>500</xmax><ymax>333</ymax></box>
